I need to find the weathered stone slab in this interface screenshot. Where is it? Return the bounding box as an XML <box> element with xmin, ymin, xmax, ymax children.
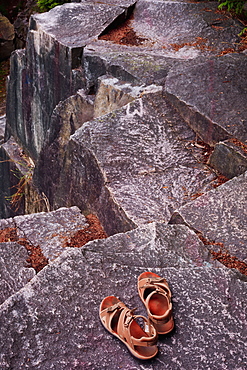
<box><xmin>94</xmin><ymin>0</ymin><xmax>242</xmax><ymax>58</ymax></box>
<box><xmin>14</xmin><ymin>206</ymin><xmax>88</xmax><ymax>260</ymax></box>
<box><xmin>0</xmin><ymin>228</ymin><xmax>246</xmax><ymax>369</ymax></box>
<box><xmin>49</xmin><ymin>89</ymin><xmax>94</xmax><ymax>144</ymax></box>
<box><xmin>135</xmin><ymin>0</ymin><xmax>242</xmax><ymax>52</ymax></box>
<box><xmin>6</xmin><ymin>0</ymin><xmax>244</xmax><ymax>160</ymax></box>
<box><xmin>73</xmin><ymin>91</ymin><xmax>217</xmax><ymax>232</ymax></box>
<box><xmin>34</xmin><ymin>88</ymin><xmax>218</xmax><ymax>235</ymax></box>
<box><xmin>94</xmin><ymin>75</ymin><xmax>162</xmax><ymax>117</ymax></box>
<box><xmin>83</xmin><ymin>0</ymin><xmax>243</xmax><ymax>90</ymax></box>
<box><xmin>208</xmin><ymin>139</ymin><xmax>247</xmax><ymax>179</ymax></box>
<box><xmin>83</xmin><ymin>45</ymin><xmax>181</xmax><ymax>90</ymax></box>
<box><xmin>0</xmin><ymin>242</ymin><xmax>35</xmax><ymax>305</ymax></box>
<box><xmin>169</xmin><ymin>171</ymin><xmax>247</xmax><ymax>263</ymax></box>
<box><xmin>31</xmin><ymin>2</ymin><xmax>134</xmax><ymax>47</ymax></box>
<box><xmin>83</xmin><ymin>222</ymin><xmax>216</xmax><ymax>269</ymax></box>
<box><xmin>6</xmin><ymin>1</ymin><xmax>136</xmax><ymax>160</ymax></box>
<box><xmin>165</xmin><ymin>53</ymin><xmax>247</xmax><ymax>145</ymax></box>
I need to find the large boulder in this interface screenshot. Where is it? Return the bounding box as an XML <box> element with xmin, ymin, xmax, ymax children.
<box><xmin>0</xmin><ymin>14</ymin><xmax>14</xmax><ymax>61</ymax></box>
<box><xmin>34</xmin><ymin>86</ymin><xmax>218</xmax><ymax>235</ymax></box>
<box><xmin>165</xmin><ymin>54</ymin><xmax>247</xmax><ymax>145</ymax></box>
<box><xmin>170</xmin><ymin>171</ymin><xmax>247</xmax><ymax>263</ymax></box>
<box><xmin>0</xmin><ymin>223</ymin><xmax>246</xmax><ymax>369</ymax></box>
<box><xmin>6</xmin><ymin>1</ymin><xmax>136</xmax><ymax>159</ymax></box>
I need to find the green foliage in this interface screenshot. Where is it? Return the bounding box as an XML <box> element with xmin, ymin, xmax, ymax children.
<box><xmin>238</xmin><ymin>27</ymin><xmax>247</xmax><ymax>36</ymax></box>
<box><xmin>218</xmin><ymin>0</ymin><xmax>246</xmax><ymax>15</ymax></box>
<box><xmin>37</xmin><ymin>0</ymin><xmax>69</xmax><ymax>12</ymax></box>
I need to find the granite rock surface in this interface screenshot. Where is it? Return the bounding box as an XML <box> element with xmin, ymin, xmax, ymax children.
<box><xmin>0</xmin><ymin>1</ymin><xmax>247</xmax><ymax>368</ymax></box>
<box><xmin>34</xmin><ymin>87</ymin><xmax>218</xmax><ymax>235</ymax></box>
<box><xmin>169</xmin><ymin>171</ymin><xmax>247</xmax><ymax>263</ymax></box>
<box><xmin>165</xmin><ymin>54</ymin><xmax>247</xmax><ymax>145</ymax></box>
<box><xmin>0</xmin><ymin>242</ymin><xmax>35</xmax><ymax>304</ymax></box>
<box><xmin>208</xmin><ymin>139</ymin><xmax>247</xmax><ymax>179</ymax></box>
<box><xmin>0</xmin><ymin>226</ymin><xmax>246</xmax><ymax>369</ymax></box>
<box><xmin>0</xmin><ymin>206</ymin><xmax>88</xmax><ymax>261</ymax></box>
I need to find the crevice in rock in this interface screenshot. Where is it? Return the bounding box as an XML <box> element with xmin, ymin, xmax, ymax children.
<box><xmin>98</xmin><ymin>2</ymin><xmax>155</xmax><ymax>47</ymax></box>
<box><xmin>169</xmin><ymin>213</ymin><xmax>247</xmax><ymax>276</ymax></box>
<box><xmin>99</xmin><ymin>2</ymin><xmax>138</xmax><ymax>43</ymax></box>
<box><xmin>64</xmin><ymin>214</ymin><xmax>107</xmax><ymax>248</ymax></box>
<box><xmin>197</xmin><ymin>233</ymin><xmax>247</xmax><ymax>276</ymax></box>
<box><xmin>0</xmin><ymin>226</ymin><xmax>48</xmax><ymax>272</ymax></box>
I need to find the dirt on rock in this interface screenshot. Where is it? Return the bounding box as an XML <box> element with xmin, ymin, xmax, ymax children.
<box><xmin>0</xmin><ymin>214</ymin><xmax>107</xmax><ymax>273</ymax></box>
<box><xmin>65</xmin><ymin>214</ymin><xmax>107</xmax><ymax>248</ymax></box>
<box><xmin>0</xmin><ymin>227</ymin><xmax>48</xmax><ymax>272</ymax></box>
<box><xmin>198</xmin><ymin>233</ymin><xmax>247</xmax><ymax>276</ymax></box>
<box><xmin>99</xmin><ymin>14</ymin><xmax>148</xmax><ymax>46</ymax></box>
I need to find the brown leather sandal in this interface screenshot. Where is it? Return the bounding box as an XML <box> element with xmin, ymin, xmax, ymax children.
<box><xmin>138</xmin><ymin>272</ymin><xmax>174</xmax><ymax>335</ymax></box>
<box><xmin>99</xmin><ymin>296</ymin><xmax>158</xmax><ymax>360</ymax></box>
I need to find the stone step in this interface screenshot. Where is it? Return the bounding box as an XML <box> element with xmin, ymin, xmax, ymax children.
<box><xmin>0</xmin><ymin>223</ymin><xmax>246</xmax><ymax>368</ymax></box>
<box><xmin>0</xmin><ymin>242</ymin><xmax>35</xmax><ymax>305</ymax></box>
<box><xmin>165</xmin><ymin>53</ymin><xmax>247</xmax><ymax>145</ymax></box>
<box><xmin>35</xmin><ymin>87</ymin><xmax>218</xmax><ymax>236</ymax></box>
<box><xmin>0</xmin><ymin>206</ymin><xmax>89</xmax><ymax>262</ymax></box>
<box><xmin>169</xmin><ymin>170</ymin><xmax>247</xmax><ymax>264</ymax></box>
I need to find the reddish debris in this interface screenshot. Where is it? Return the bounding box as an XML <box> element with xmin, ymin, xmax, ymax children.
<box><xmin>212</xmin><ymin>174</ymin><xmax>229</xmax><ymax>188</ymax></box>
<box><xmin>65</xmin><ymin>214</ymin><xmax>107</xmax><ymax>248</ymax></box>
<box><xmin>228</xmin><ymin>138</ymin><xmax>247</xmax><ymax>154</ymax></box>
<box><xmin>198</xmin><ymin>233</ymin><xmax>247</xmax><ymax>276</ymax></box>
<box><xmin>170</xmin><ymin>37</ymin><xmax>213</xmax><ymax>52</ymax></box>
<box><xmin>99</xmin><ymin>15</ymin><xmax>148</xmax><ymax>46</ymax></box>
<box><xmin>0</xmin><ymin>214</ymin><xmax>107</xmax><ymax>272</ymax></box>
<box><xmin>0</xmin><ymin>227</ymin><xmax>48</xmax><ymax>272</ymax></box>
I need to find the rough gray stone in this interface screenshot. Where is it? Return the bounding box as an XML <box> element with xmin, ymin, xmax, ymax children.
<box><xmin>72</xmin><ymin>91</ymin><xmax>217</xmax><ymax>231</ymax></box>
<box><xmin>131</xmin><ymin>0</ymin><xmax>242</xmax><ymax>55</ymax></box>
<box><xmin>34</xmin><ymin>88</ymin><xmax>218</xmax><ymax>235</ymax></box>
<box><xmin>83</xmin><ymin>222</ymin><xmax>216</xmax><ymax>269</ymax></box>
<box><xmin>5</xmin><ymin>0</ymin><xmax>244</xmax><ymax>160</ymax></box>
<box><xmin>6</xmin><ymin>1</ymin><xmax>135</xmax><ymax>160</ymax></box>
<box><xmin>30</xmin><ymin>2</ymin><xmax>134</xmax><ymax>47</ymax></box>
<box><xmin>83</xmin><ymin>45</ymin><xmax>180</xmax><ymax>89</ymax></box>
<box><xmin>48</xmin><ymin>89</ymin><xmax>94</xmax><ymax>144</ymax></box>
<box><xmin>165</xmin><ymin>53</ymin><xmax>247</xmax><ymax>145</ymax></box>
<box><xmin>0</xmin><ymin>229</ymin><xmax>246</xmax><ymax>369</ymax></box>
<box><xmin>14</xmin><ymin>206</ymin><xmax>88</xmax><ymax>260</ymax></box>
<box><xmin>94</xmin><ymin>75</ymin><xmax>162</xmax><ymax>118</ymax></box>
<box><xmin>83</xmin><ymin>0</ymin><xmax>243</xmax><ymax>90</ymax></box>
<box><xmin>169</xmin><ymin>171</ymin><xmax>247</xmax><ymax>263</ymax></box>
<box><xmin>208</xmin><ymin>140</ymin><xmax>247</xmax><ymax>179</ymax></box>
<box><xmin>0</xmin><ymin>242</ymin><xmax>35</xmax><ymax>304</ymax></box>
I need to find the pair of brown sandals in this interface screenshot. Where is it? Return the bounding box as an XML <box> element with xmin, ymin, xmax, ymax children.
<box><xmin>99</xmin><ymin>271</ymin><xmax>174</xmax><ymax>360</ymax></box>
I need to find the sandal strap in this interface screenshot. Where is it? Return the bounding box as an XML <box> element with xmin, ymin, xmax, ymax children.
<box><xmin>139</xmin><ymin>277</ymin><xmax>171</xmax><ymax>297</ymax></box>
<box><xmin>118</xmin><ymin>310</ymin><xmax>157</xmax><ymax>348</ymax></box>
<box><xmin>100</xmin><ymin>301</ymin><xmax>126</xmax><ymax>333</ymax></box>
